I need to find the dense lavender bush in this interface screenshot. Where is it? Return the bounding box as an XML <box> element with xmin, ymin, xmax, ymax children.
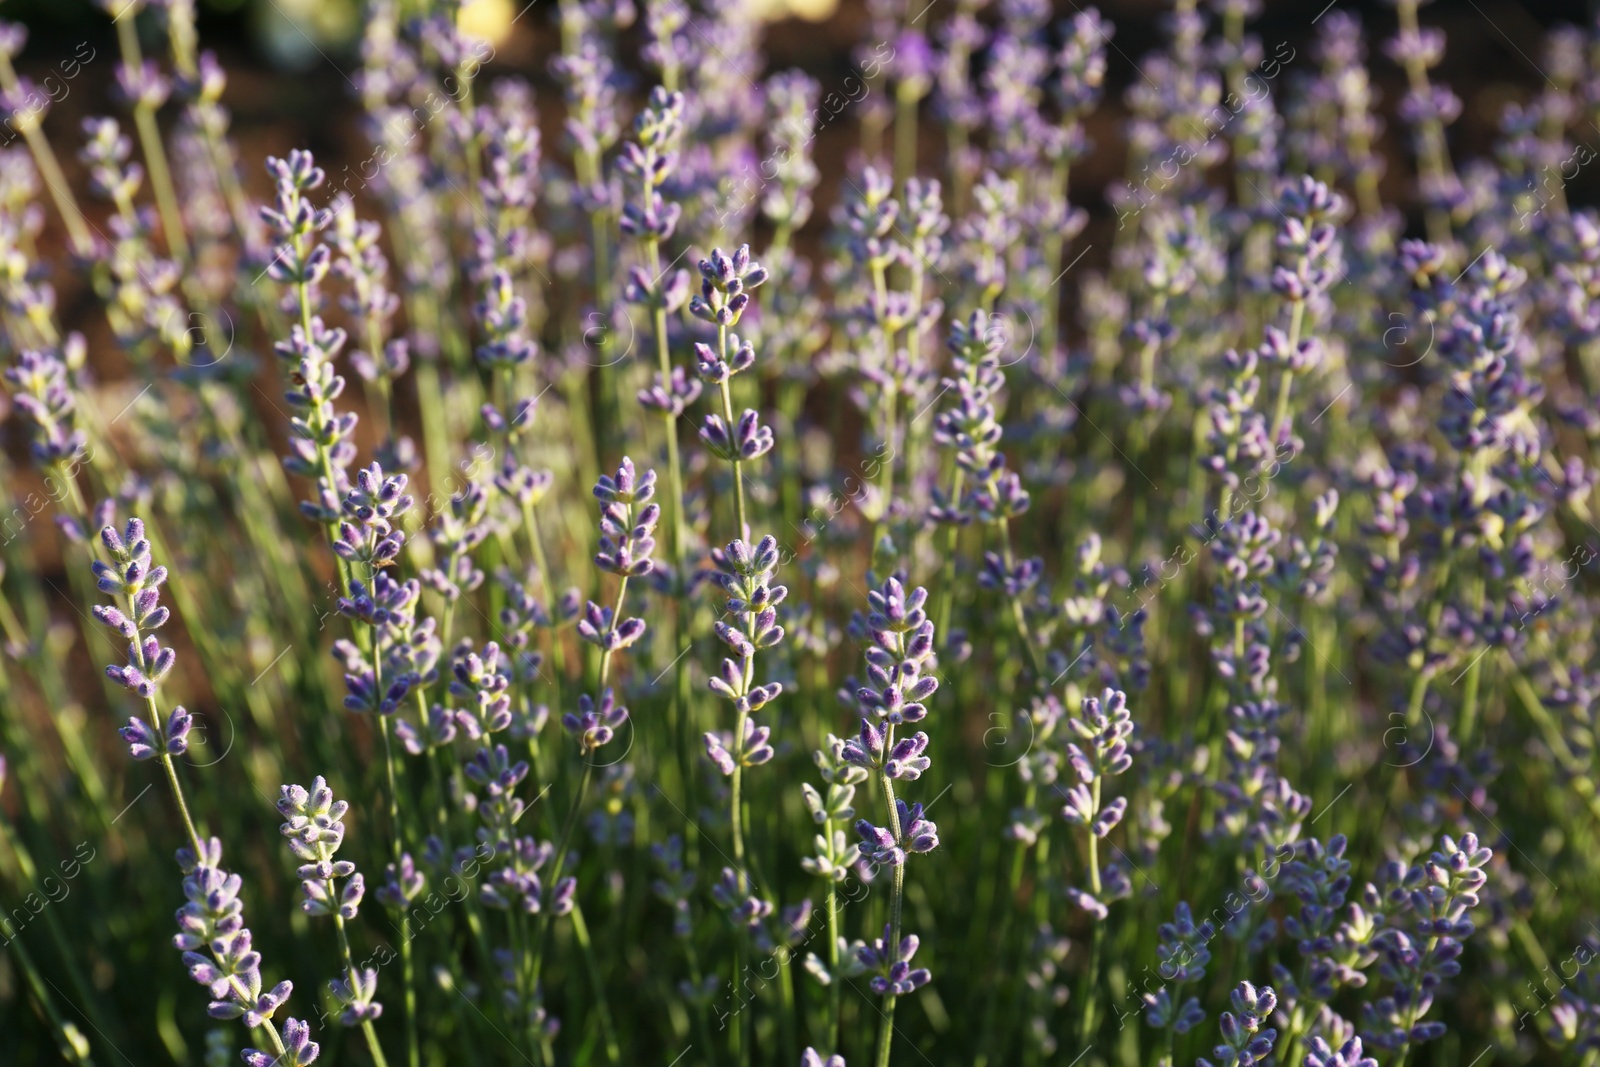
<box><xmin>1</xmin><ymin>0</ymin><xmax>1599</xmax><ymax>1065</ymax></box>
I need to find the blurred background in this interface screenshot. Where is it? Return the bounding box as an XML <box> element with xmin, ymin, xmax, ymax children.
<box><xmin>0</xmin><ymin>0</ymin><xmax>1589</xmax><ymax>579</ymax></box>
<box><xmin>0</xmin><ymin>0</ymin><xmax>1591</xmax><ymax>220</ymax></box>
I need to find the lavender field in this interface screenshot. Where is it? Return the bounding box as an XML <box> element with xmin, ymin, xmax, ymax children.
<box><xmin>0</xmin><ymin>0</ymin><xmax>1596</xmax><ymax>1065</ymax></box>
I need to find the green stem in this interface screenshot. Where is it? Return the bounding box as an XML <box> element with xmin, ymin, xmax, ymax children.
<box><xmin>718</xmin><ymin>323</ymin><xmax>749</xmax><ymax>539</ymax></box>
<box><xmin>893</xmin><ymin>82</ymin><xmax>920</xmax><ymax>190</ymax></box>
<box><xmin>333</xmin><ymin>911</ymin><xmax>390</xmax><ymax>1067</ymax></box>
<box><xmin>997</xmin><ymin>522</ymin><xmax>1045</xmax><ymax>683</ymax></box>
<box><xmin>114</xmin><ymin>18</ymin><xmax>188</xmax><ymax>262</ymax></box>
<box><xmin>0</xmin><ymin>55</ymin><xmax>92</xmax><ymax>255</ymax></box>
<box><xmin>569</xmin><ymin>904</ymin><xmax>622</xmax><ymax>1063</ymax></box>
<box><xmin>825</xmin><ymin>822</ymin><xmax>842</xmax><ymax>1053</ymax></box>
<box><xmin>873</xmin><ymin>764</ymin><xmax>906</xmax><ymax>1067</ymax></box>
<box><xmin>1077</xmin><ymin>779</ymin><xmax>1104</xmax><ymax>1047</ymax></box>
<box><xmin>1270</xmin><ymin>298</ymin><xmax>1307</xmax><ymax>444</ymax></box>
<box><xmin>531</xmin><ymin>761</ymin><xmax>593</xmax><ymax>985</ymax></box>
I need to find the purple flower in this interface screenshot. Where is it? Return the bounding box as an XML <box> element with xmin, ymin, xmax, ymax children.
<box><xmin>619</xmin><ymin>86</ymin><xmax>688</xmax><ymax>247</ymax></box>
<box><xmin>1304</xmin><ymin>1036</ymin><xmax>1377</xmax><ymax>1067</ymax></box>
<box><xmin>1196</xmin><ymin>982</ymin><xmax>1278</xmax><ymax>1067</ymax></box>
<box><xmin>376</xmin><ymin>853</ymin><xmax>425</xmax><ymax>910</ymax></box>
<box><xmin>694</xmin><ymin>334</ymin><xmax>756</xmax><ymax>384</ymax></box>
<box><xmin>480</xmin><ymin>837</ymin><xmax>571</xmax><ymax>915</ymax></box>
<box><xmin>563</xmin><ymin>689</ymin><xmax>629</xmax><ymax>753</ymax></box>
<box><xmin>855</xmin><ymin>799</ymin><xmax>939</xmax><ymax>867</ymax></box>
<box><xmin>576</xmin><ymin>599</ymin><xmax>647</xmax><ymax>653</ymax></box>
<box><xmin>850</xmin><ymin>577</ymin><xmax>939</xmax><ymax>725</ymax></box>
<box><xmin>711</xmin><ymin>867</ymin><xmax>772</xmax><ymax>927</ymax></box>
<box><xmin>703</xmin><ymin>716</ymin><xmax>774</xmax><ymax>776</ymax></box>
<box><xmin>801</xmin><ymin>1049</ymin><xmax>845</xmax><ymax>1067</ymax></box>
<box><xmin>699</xmin><ymin>408</ymin><xmax>775</xmax><ymax>462</ymax></box>
<box><xmin>244</xmin><ymin>1017</ymin><xmax>319</xmax><ymax>1067</ymax></box>
<box><xmin>474</xmin><ymin>267</ymin><xmax>538</xmax><ymax>370</ymax></box>
<box><xmin>90</xmin><ymin>518</ymin><xmax>181</xmax><ymax>703</ymax></box>
<box><xmin>277</xmin><ymin>776</ymin><xmax>364</xmax><ymax>920</ymax></box>
<box><xmin>595</xmin><ymin>470</ymin><xmax>660</xmax><ymax>577</ymax></box>
<box><xmin>2</xmin><ymin>344</ymin><xmax>89</xmax><ymax>465</ymax></box>
<box><xmin>329</xmin><ymin>966</ymin><xmax>383</xmax><ymax>1026</ymax></box>
<box><xmin>448</xmin><ymin>641</ymin><xmax>512</xmax><ymax>737</ymax></box>
<box><xmin>1361</xmin><ymin>833</ymin><xmax>1492</xmax><ymax>1053</ymax></box>
<box><xmin>858</xmin><ymin>924</ymin><xmax>932</xmax><ymax>996</ymax></box>
<box><xmin>119</xmin><ymin>706</ymin><xmax>192</xmax><ymax>761</ymax></box>
<box><xmin>690</xmin><ymin>244</ymin><xmax>768</xmax><ymax>326</ymax></box>
<box><xmin>637</xmin><ymin>366</ymin><xmax>702</xmax><ymax>416</ymax></box>
<box><xmin>334</xmin><ymin>461</ymin><xmax>411</xmax><ymax>568</ymax></box>
<box><xmin>173</xmin><ymin>839</ymin><xmax>293</xmax><ymax>1031</ymax></box>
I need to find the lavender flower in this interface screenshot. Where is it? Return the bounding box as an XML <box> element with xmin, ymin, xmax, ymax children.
<box><xmin>244</xmin><ymin>1018</ymin><xmax>319</xmax><ymax>1067</ymax></box>
<box><xmin>858</xmin><ymin>924</ymin><xmax>931</xmax><ymax>997</ymax></box>
<box><xmin>4</xmin><ymin>347</ymin><xmax>87</xmax><ymax>465</ymax></box>
<box><xmin>856</xmin><ymin>799</ymin><xmax>939</xmax><ymax>867</ymax></box>
<box><xmin>277</xmin><ymin>777</ymin><xmax>364</xmax><ymax>921</ymax></box>
<box><xmin>1144</xmin><ymin>902</ymin><xmax>1214</xmax><ymax>1035</ymax></box>
<box><xmin>329</xmin><ymin>966</ymin><xmax>383</xmax><ymax>1025</ymax></box>
<box><xmin>481</xmin><ymin>838</ymin><xmax>573</xmax><ymax>916</ymax></box>
<box><xmin>174</xmin><ymin>838</ymin><xmax>293</xmax><ymax>1030</ymax></box>
<box><xmin>594</xmin><ymin>465</ymin><xmax>660</xmax><ymax>578</ymax></box>
<box><xmin>1303</xmin><ymin>1036</ymin><xmax>1378</xmax><ymax>1067</ymax></box>
<box><xmin>334</xmin><ymin>461</ymin><xmax>412</xmax><ymax>569</ymax></box>
<box><xmin>90</xmin><ymin>519</ymin><xmax>196</xmax><ymax>765</ymax></box>
<box><xmin>702</xmin><ymin>534</ymin><xmax>785</xmax><ymax>770</ymax></box>
<box><xmin>711</xmin><ymin>866</ymin><xmax>773</xmax><ymax>927</ymax></box>
<box><xmin>580</xmin><ymin>457</ymin><xmax>655</xmax><ymax>657</ymax></box>
<box><xmin>1059</xmin><ymin>688</ymin><xmax>1135</xmax><ymax>918</ymax></box>
<box><xmin>376</xmin><ymin>853</ymin><xmax>425</xmax><ymax>911</ymax></box>
<box><xmin>801</xmin><ymin>735</ymin><xmax>866</xmax><ymax>883</ymax></box>
<box><xmin>564</xmin><ymin>689</ymin><xmax>629</xmax><ymax>754</ymax></box>
<box><xmin>801</xmin><ymin>1049</ymin><xmax>844</xmax><ymax>1067</ymax></box>
<box><xmin>1361</xmin><ymin>833</ymin><xmax>1493</xmax><ymax>1054</ymax></box>
<box><xmin>1197</xmin><ymin>982</ymin><xmax>1278</xmax><ymax>1067</ymax></box>
<box><xmin>690</xmin><ymin>243</ymin><xmax>767</xmax><ymax>328</ymax></box>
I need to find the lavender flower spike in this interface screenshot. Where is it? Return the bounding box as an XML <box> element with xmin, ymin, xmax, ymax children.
<box><xmin>1059</xmin><ymin>688</ymin><xmax>1136</xmax><ymax>918</ymax></box>
<box><xmin>244</xmin><ymin>1018</ymin><xmax>319</xmax><ymax>1067</ymax></box>
<box><xmin>173</xmin><ymin>838</ymin><xmax>293</xmax><ymax>1033</ymax></box>
<box><xmin>276</xmin><ymin>777</ymin><xmax>364</xmax><ymax>921</ymax></box>
<box><xmin>690</xmin><ymin>243</ymin><xmax>769</xmax><ymax>327</ymax></box>
<box><xmin>273</xmin><ymin>775</ymin><xmax>389</xmax><ymax>1058</ymax></box>
<box><xmin>580</xmin><ymin>457</ymin><xmax>657</xmax><ymax>660</ymax></box>
<box><xmin>1197</xmin><ymin>982</ymin><xmax>1278</xmax><ymax>1067</ymax></box>
<box><xmin>858</xmin><ymin>924</ymin><xmax>932</xmax><ymax>997</ymax></box>
<box><xmin>93</xmin><ymin>518</ymin><xmax>177</xmax><ymax>700</ymax></box>
<box><xmin>89</xmin><ymin>518</ymin><xmax>198</xmax><ymax>764</ymax></box>
<box><xmin>705</xmin><ymin>535</ymin><xmax>787</xmax><ymax>721</ymax></box>
<box><xmin>1304</xmin><ymin>1036</ymin><xmax>1378</xmax><ymax>1067</ymax></box>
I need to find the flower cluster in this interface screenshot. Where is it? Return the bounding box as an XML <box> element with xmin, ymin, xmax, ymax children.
<box><xmin>703</xmin><ymin>535</ymin><xmax>786</xmax><ymax>775</ymax></box>
<box><xmin>2</xmin><ymin>3</ymin><xmax>1595</xmax><ymax>1065</ymax></box>
<box><xmin>1361</xmin><ymin>833</ymin><xmax>1493</xmax><ymax>1054</ymax></box>
<box><xmin>1196</xmin><ymin>981</ymin><xmax>1278</xmax><ymax>1067</ymax></box>
<box><xmin>174</xmin><ymin>838</ymin><xmax>294</xmax><ymax>1033</ymax></box>
<box><xmin>1058</xmin><ymin>687</ymin><xmax>1135</xmax><ymax>919</ymax></box>
<box><xmin>277</xmin><ymin>776</ymin><xmax>365</xmax><ymax>922</ymax></box>
<box><xmin>800</xmin><ymin>735</ymin><xmax>866</xmax><ymax>884</ymax></box>
<box><xmin>3</xmin><ymin>347</ymin><xmax>86</xmax><ymax>465</ymax></box>
<box><xmin>261</xmin><ymin>151</ymin><xmax>359</xmax><ymax>522</ymax></box>
<box><xmin>1143</xmin><ymin>901</ymin><xmax>1214</xmax><ymax>1034</ymax></box>
<box><xmin>580</xmin><ymin>457</ymin><xmax>655</xmax><ymax>655</ymax></box>
<box><xmin>858</xmin><ymin>923</ymin><xmax>931</xmax><ymax>997</ymax></box>
<box><xmin>932</xmin><ymin>310</ymin><xmax>1030</xmax><ymax>525</ymax></box>
<box><xmin>92</xmin><ymin>520</ymin><xmax>183</xmax><ymax>720</ymax></box>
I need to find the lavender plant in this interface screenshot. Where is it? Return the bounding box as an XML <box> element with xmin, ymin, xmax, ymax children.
<box><xmin>0</xmin><ymin>3</ymin><xmax>1594</xmax><ymax>1066</ymax></box>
